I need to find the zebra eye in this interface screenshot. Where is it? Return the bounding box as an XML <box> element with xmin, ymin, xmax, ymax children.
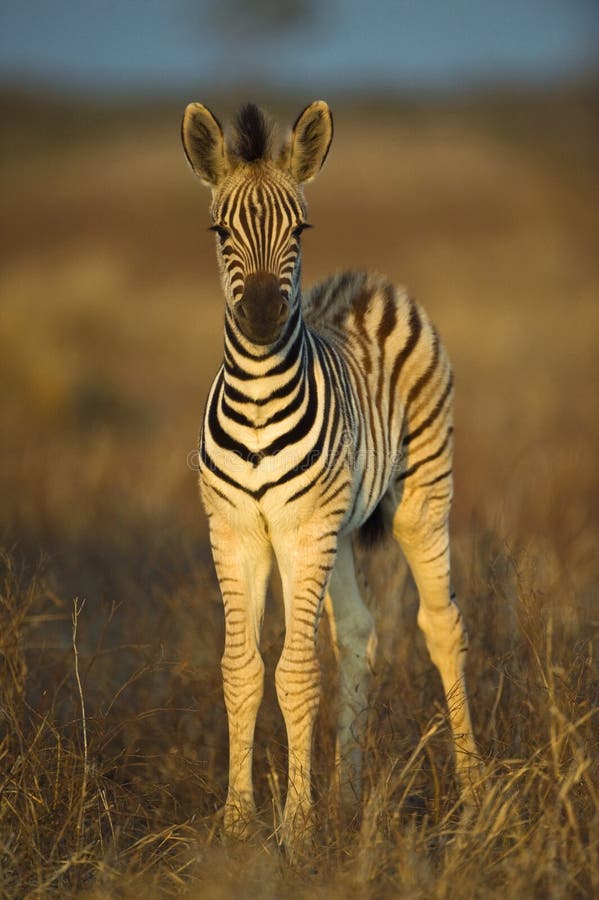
<box><xmin>209</xmin><ymin>224</ymin><xmax>230</xmax><ymax>242</ymax></box>
<box><xmin>291</xmin><ymin>223</ymin><xmax>312</xmax><ymax>239</ymax></box>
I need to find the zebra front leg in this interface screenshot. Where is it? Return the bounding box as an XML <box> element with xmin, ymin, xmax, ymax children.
<box><xmin>209</xmin><ymin>512</ymin><xmax>272</xmax><ymax>839</ymax></box>
<box><xmin>325</xmin><ymin>533</ymin><xmax>376</xmax><ymax>817</ymax></box>
<box><xmin>393</xmin><ymin>489</ymin><xmax>481</xmax><ymax>804</ymax></box>
<box><xmin>272</xmin><ymin>524</ymin><xmax>338</xmax><ymax>853</ymax></box>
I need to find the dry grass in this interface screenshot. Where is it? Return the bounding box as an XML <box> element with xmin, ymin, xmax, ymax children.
<box><xmin>0</xmin><ymin>86</ymin><xmax>597</xmax><ymax>897</ymax></box>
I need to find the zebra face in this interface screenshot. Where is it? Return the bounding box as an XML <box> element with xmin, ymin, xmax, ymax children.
<box><xmin>182</xmin><ymin>100</ymin><xmax>333</xmax><ymax>346</ymax></box>
<box><xmin>209</xmin><ymin>168</ymin><xmax>309</xmax><ymax>344</ymax></box>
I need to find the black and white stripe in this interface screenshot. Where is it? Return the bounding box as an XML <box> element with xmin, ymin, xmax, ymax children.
<box><xmin>181</xmin><ymin>100</ymin><xmax>480</xmax><ymax>850</ymax></box>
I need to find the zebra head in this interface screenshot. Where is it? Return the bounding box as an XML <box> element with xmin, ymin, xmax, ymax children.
<box><xmin>182</xmin><ymin>101</ymin><xmax>333</xmax><ymax>345</ymax></box>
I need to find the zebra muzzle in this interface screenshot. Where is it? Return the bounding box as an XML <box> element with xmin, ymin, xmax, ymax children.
<box><xmin>235</xmin><ymin>272</ymin><xmax>289</xmax><ymax>344</ymax></box>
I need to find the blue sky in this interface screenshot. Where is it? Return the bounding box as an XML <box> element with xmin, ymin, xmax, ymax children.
<box><xmin>1</xmin><ymin>0</ymin><xmax>597</xmax><ymax>94</ymax></box>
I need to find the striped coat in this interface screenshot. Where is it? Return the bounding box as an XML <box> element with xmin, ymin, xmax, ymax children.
<box><xmin>181</xmin><ymin>100</ymin><xmax>479</xmax><ymax>854</ymax></box>
<box><xmin>200</xmin><ymin>271</ymin><xmax>452</xmax><ymax>539</ymax></box>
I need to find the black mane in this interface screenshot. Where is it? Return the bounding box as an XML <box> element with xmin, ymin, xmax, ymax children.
<box><xmin>230</xmin><ymin>103</ymin><xmax>273</xmax><ymax>163</ymax></box>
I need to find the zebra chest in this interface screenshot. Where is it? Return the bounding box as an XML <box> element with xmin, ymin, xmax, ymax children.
<box><xmin>244</xmin><ymin>403</ymin><xmax>271</xmax><ymax>429</ymax></box>
<box><xmin>200</xmin><ymin>415</ymin><xmax>314</xmax><ymax>499</ymax></box>
<box><xmin>200</xmin><ymin>406</ymin><xmax>351</xmax><ymax>530</ymax></box>
<box><xmin>205</xmin><ymin>413</ymin><xmax>299</xmax><ymax>467</ymax></box>
<box><xmin>238</xmin><ymin>410</ymin><xmax>289</xmax><ymax>451</ymax></box>
<box><xmin>203</xmin><ymin>379</ymin><xmax>322</xmax><ymax>478</ymax></box>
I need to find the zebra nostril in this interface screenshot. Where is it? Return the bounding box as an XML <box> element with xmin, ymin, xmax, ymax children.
<box><xmin>237</xmin><ymin>303</ymin><xmax>248</xmax><ymax>319</ymax></box>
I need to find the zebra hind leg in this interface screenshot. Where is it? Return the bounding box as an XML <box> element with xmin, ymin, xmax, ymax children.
<box><xmin>391</xmin><ymin>482</ymin><xmax>481</xmax><ymax>805</ymax></box>
<box><xmin>324</xmin><ymin>533</ymin><xmax>377</xmax><ymax>819</ymax></box>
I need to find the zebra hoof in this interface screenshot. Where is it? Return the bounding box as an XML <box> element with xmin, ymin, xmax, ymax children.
<box><xmin>279</xmin><ymin>802</ymin><xmax>315</xmax><ymax>865</ymax></box>
<box><xmin>222</xmin><ymin>800</ymin><xmax>257</xmax><ymax>842</ymax></box>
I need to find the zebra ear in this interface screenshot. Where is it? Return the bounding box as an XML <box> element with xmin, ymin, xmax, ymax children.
<box><xmin>181</xmin><ymin>103</ymin><xmax>228</xmax><ymax>187</ymax></box>
<box><xmin>282</xmin><ymin>100</ymin><xmax>333</xmax><ymax>184</ymax></box>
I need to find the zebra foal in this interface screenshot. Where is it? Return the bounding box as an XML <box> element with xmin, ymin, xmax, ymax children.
<box><xmin>181</xmin><ymin>100</ymin><xmax>480</xmax><ymax>848</ymax></box>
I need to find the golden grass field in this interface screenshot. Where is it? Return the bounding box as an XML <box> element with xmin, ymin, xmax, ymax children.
<box><xmin>1</xmin><ymin>86</ymin><xmax>598</xmax><ymax>896</ymax></box>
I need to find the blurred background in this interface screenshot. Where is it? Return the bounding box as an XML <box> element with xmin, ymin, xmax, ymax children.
<box><xmin>2</xmin><ymin>0</ymin><xmax>598</xmax><ymax>92</ymax></box>
<box><xmin>1</xmin><ymin>0</ymin><xmax>598</xmax><ymax>787</ymax></box>
<box><xmin>1</xmin><ymin>3</ymin><xmax>598</xmax><ymax>888</ymax></box>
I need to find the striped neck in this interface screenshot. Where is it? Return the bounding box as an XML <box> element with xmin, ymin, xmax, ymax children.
<box><xmin>222</xmin><ymin>303</ymin><xmax>309</xmax><ymax>405</ymax></box>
